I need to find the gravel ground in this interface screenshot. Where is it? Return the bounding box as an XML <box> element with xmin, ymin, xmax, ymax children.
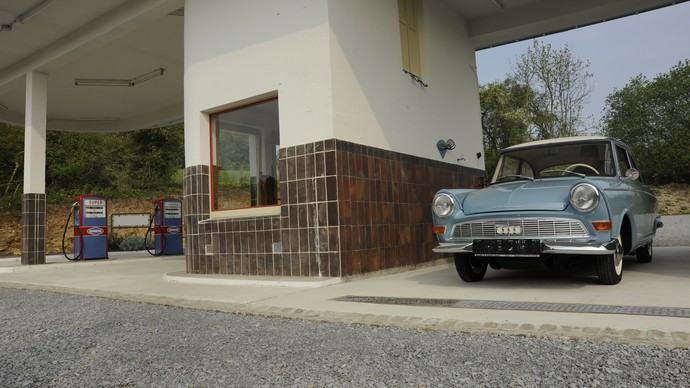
<box><xmin>655</xmin><ymin>215</ymin><xmax>690</xmax><ymax>247</ymax></box>
<box><xmin>1</xmin><ymin>288</ymin><xmax>688</xmax><ymax>387</ymax></box>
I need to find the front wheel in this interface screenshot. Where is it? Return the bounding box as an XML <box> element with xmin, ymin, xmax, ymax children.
<box><xmin>597</xmin><ymin>237</ymin><xmax>623</xmax><ymax>285</ymax></box>
<box><xmin>454</xmin><ymin>253</ymin><xmax>487</xmax><ymax>282</ymax></box>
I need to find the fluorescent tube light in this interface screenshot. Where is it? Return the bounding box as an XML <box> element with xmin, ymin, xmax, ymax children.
<box><xmin>74</xmin><ymin>79</ymin><xmax>132</xmax><ymax>87</ymax></box>
<box><xmin>17</xmin><ymin>0</ymin><xmax>57</xmax><ymax>24</ymax></box>
<box><xmin>74</xmin><ymin>68</ymin><xmax>165</xmax><ymax>87</ymax></box>
<box><xmin>131</xmin><ymin>68</ymin><xmax>165</xmax><ymax>86</ymax></box>
<box><xmin>1</xmin><ymin>0</ymin><xmax>56</xmax><ymax>33</ymax></box>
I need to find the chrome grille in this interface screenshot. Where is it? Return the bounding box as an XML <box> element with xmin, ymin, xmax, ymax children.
<box><xmin>451</xmin><ymin>218</ymin><xmax>589</xmax><ymax>239</ymax></box>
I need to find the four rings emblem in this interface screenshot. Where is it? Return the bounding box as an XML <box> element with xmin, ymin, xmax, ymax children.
<box><xmin>496</xmin><ymin>226</ymin><xmax>522</xmax><ymax>235</ymax></box>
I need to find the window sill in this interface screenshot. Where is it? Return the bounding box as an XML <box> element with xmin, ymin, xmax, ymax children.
<box><xmin>202</xmin><ymin>206</ymin><xmax>281</xmax><ymax>222</ymax></box>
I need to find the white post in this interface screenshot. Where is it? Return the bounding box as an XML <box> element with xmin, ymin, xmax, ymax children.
<box><xmin>24</xmin><ymin>71</ymin><xmax>48</xmax><ymax>194</ymax></box>
<box><xmin>21</xmin><ymin>70</ymin><xmax>48</xmax><ymax>265</ymax></box>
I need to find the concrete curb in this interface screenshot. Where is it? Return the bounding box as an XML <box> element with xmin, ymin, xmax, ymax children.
<box><xmin>1</xmin><ymin>281</ymin><xmax>688</xmax><ymax>349</ymax></box>
<box><xmin>162</xmin><ymin>271</ymin><xmax>342</xmax><ymax>288</ymax></box>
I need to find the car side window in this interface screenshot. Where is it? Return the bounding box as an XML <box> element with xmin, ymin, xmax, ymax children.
<box><xmin>520</xmin><ymin>161</ymin><xmax>534</xmax><ymax>177</ymax></box>
<box><xmin>616</xmin><ymin>146</ymin><xmax>631</xmax><ymax>175</ymax></box>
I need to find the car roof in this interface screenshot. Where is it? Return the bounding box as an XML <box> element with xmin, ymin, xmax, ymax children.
<box><xmin>502</xmin><ymin>136</ymin><xmax>613</xmax><ymax>152</ymax></box>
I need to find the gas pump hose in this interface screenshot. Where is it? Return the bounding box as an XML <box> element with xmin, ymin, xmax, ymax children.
<box><xmin>144</xmin><ymin>205</ymin><xmax>165</xmax><ymax>256</ymax></box>
<box><xmin>61</xmin><ymin>203</ymin><xmax>82</xmax><ymax>261</ymax></box>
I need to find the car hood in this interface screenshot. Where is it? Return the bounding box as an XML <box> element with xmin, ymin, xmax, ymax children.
<box><xmin>462</xmin><ymin>180</ymin><xmax>574</xmax><ymax>215</ymax></box>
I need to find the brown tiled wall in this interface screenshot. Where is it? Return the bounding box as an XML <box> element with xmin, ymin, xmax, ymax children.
<box><xmin>21</xmin><ymin>193</ymin><xmax>46</xmax><ymax>265</ymax></box>
<box><xmin>280</xmin><ymin>139</ymin><xmax>341</xmax><ymax>277</ymax></box>
<box><xmin>333</xmin><ymin>141</ymin><xmax>483</xmax><ymax>276</ymax></box>
<box><xmin>183</xmin><ymin>139</ymin><xmax>483</xmax><ymax>277</ymax></box>
<box><xmin>184</xmin><ymin>164</ymin><xmax>297</xmax><ymax>276</ymax></box>
<box><xmin>183</xmin><ymin>164</ymin><xmax>210</xmax><ymax>273</ymax></box>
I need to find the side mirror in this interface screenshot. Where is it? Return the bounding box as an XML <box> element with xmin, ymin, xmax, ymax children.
<box><xmin>624</xmin><ymin>168</ymin><xmax>640</xmax><ymax>181</ymax></box>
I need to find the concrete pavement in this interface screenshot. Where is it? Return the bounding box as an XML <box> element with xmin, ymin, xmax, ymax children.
<box><xmin>1</xmin><ymin>246</ymin><xmax>689</xmax><ymax>348</ymax></box>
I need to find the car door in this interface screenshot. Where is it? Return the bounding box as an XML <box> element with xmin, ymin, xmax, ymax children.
<box><xmin>616</xmin><ymin>145</ymin><xmax>657</xmax><ymax>245</ymax></box>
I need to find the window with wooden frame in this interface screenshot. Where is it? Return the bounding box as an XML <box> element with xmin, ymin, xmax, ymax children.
<box><xmin>210</xmin><ymin>97</ymin><xmax>280</xmax><ymax>212</ymax></box>
<box><xmin>398</xmin><ymin>0</ymin><xmax>422</xmax><ymax>79</ymax></box>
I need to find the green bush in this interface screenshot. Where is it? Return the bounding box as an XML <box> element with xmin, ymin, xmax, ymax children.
<box><xmin>118</xmin><ymin>236</ymin><xmax>148</xmax><ymax>251</ymax></box>
<box><xmin>0</xmin><ymin>193</ymin><xmax>22</xmax><ymax>212</ymax></box>
<box><xmin>108</xmin><ymin>234</ymin><xmax>124</xmax><ymax>251</ymax></box>
<box><xmin>108</xmin><ymin>234</ymin><xmax>154</xmax><ymax>252</ymax></box>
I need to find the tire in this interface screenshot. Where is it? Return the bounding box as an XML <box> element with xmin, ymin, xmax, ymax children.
<box><xmin>597</xmin><ymin>236</ymin><xmax>623</xmax><ymax>285</ymax></box>
<box><xmin>454</xmin><ymin>253</ymin><xmax>487</xmax><ymax>282</ymax></box>
<box><xmin>636</xmin><ymin>243</ymin><xmax>653</xmax><ymax>263</ymax></box>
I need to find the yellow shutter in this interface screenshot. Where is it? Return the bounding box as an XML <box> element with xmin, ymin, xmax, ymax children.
<box><xmin>398</xmin><ymin>0</ymin><xmax>410</xmax><ymax>73</ymax></box>
<box><xmin>398</xmin><ymin>0</ymin><xmax>422</xmax><ymax>78</ymax></box>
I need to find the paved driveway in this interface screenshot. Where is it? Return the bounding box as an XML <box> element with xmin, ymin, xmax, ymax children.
<box><xmin>1</xmin><ymin>245</ymin><xmax>689</xmax><ymax>347</ymax></box>
<box><xmin>655</xmin><ymin>214</ymin><xmax>690</xmax><ymax>246</ymax></box>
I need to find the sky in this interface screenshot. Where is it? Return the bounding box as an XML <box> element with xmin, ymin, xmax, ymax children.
<box><xmin>475</xmin><ymin>1</ymin><xmax>690</xmax><ymax>128</ymax></box>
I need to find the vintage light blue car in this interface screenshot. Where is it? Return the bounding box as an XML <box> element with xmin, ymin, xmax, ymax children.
<box><xmin>432</xmin><ymin>136</ymin><xmax>663</xmax><ymax>285</ymax></box>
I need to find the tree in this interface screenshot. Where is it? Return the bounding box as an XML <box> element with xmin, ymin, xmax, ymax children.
<box><xmin>124</xmin><ymin>124</ymin><xmax>185</xmax><ymax>190</ymax></box>
<box><xmin>46</xmin><ymin>131</ymin><xmax>128</xmax><ymax>194</ymax></box>
<box><xmin>0</xmin><ymin>124</ymin><xmax>185</xmax><ymax>210</ymax></box>
<box><xmin>602</xmin><ymin>60</ymin><xmax>690</xmax><ymax>184</ymax></box>
<box><xmin>511</xmin><ymin>40</ymin><xmax>594</xmax><ymax>139</ymax></box>
<box><xmin>0</xmin><ymin>123</ymin><xmax>24</xmax><ymax>196</ymax></box>
<box><xmin>479</xmin><ymin>79</ymin><xmax>532</xmax><ymax>174</ymax></box>
<box><xmin>478</xmin><ymin>40</ymin><xmax>595</xmax><ymax>176</ymax></box>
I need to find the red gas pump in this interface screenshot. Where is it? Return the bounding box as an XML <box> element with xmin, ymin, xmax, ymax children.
<box><xmin>145</xmin><ymin>198</ymin><xmax>183</xmax><ymax>255</ymax></box>
<box><xmin>62</xmin><ymin>195</ymin><xmax>109</xmax><ymax>260</ymax></box>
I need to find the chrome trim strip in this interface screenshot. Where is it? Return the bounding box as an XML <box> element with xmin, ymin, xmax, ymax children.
<box><xmin>432</xmin><ymin>242</ymin><xmax>473</xmax><ymax>253</ymax></box>
<box><xmin>433</xmin><ymin>239</ymin><xmax>617</xmax><ymax>255</ymax></box>
<box><xmin>542</xmin><ymin>239</ymin><xmax>617</xmax><ymax>255</ymax></box>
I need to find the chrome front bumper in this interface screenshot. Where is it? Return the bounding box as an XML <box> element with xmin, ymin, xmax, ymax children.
<box><xmin>433</xmin><ymin>239</ymin><xmax>618</xmax><ymax>256</ymax></box>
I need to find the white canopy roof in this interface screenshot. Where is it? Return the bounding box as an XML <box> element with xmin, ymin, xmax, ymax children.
<box><xmin>0</xmin><ymin>0</ymin><xmax>684</xmax><ymax>132</ymax></box>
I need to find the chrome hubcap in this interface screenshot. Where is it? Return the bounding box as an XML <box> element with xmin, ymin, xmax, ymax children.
<box><xmin>614</xmin><ymin>237</ymin><xmax>623</xmax><ymax>275</ymax></box>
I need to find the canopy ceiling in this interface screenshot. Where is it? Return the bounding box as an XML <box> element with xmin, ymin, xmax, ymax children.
<box><xmin>0</xmin><ymin>0</ymin><xmax>684</xmax><ymax>132</ymax></box>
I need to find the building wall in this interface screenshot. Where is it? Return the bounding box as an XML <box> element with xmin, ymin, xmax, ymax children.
<box><xmin>183</xmin><ymin>0</ymin><xmax>335</xmax><ymax>167</ymax></box>
<box><xmin>328</xmin><ymin>0</ymin><xmax>485</xmax><ymax>169</ymax></box>
<box><xmin>184</xmin><ymin>140</ymin><xmax>484</xmax><ymax>277</ymax></box>
<box><xmin>184</xmin><ymin>0</ymin><xmax>484</xmax><ymax>168</ymax></box>
<box><xmin>182</xmin><ymin>0</ymin><xmax>486</xmax><ymax>277</ymax></box>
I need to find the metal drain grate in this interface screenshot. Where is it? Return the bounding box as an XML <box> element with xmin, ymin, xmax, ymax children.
<box><xmin>333</xmin><ymin>296</ymin><xmax>690</xmax><ymax>318</ymax></box>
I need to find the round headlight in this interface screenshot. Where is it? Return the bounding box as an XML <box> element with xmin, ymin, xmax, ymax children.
<box><xmin>569</xmin><ymin>183</ymin><xmax>600</xmax><ymax>212</ymax></box>
<box><xmin>432</xmin><ymin>193</ymin><xmax>455</xmax><ymax>217</ymax></box>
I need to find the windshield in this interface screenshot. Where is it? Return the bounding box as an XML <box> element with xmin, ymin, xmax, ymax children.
<box><xmin>491</xmin><ymin>142</ymin><xmax>615</xmax><ymax>183</ymax></box>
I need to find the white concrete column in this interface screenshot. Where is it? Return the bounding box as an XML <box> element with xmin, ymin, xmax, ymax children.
<box><xmin>21</xmin><ymin>70</ymin><xmax>48</xmax><ymax>265</ymax></box>
<box><xmin>23</xmin><ymin>70</ymin><xmax>48</xmax><ymax>193</ymax></box>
